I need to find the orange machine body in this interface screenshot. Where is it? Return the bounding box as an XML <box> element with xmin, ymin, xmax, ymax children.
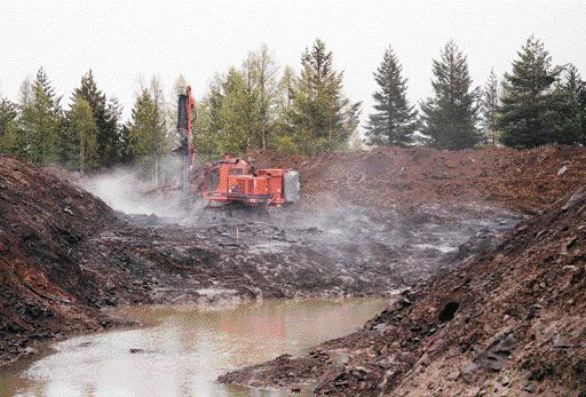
<box><xmin>202</xmin><ymin>156</ymin><xmax>288</xmax><ymax>206</ymax></box>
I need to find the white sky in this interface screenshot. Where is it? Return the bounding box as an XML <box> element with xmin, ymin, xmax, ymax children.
<box><xmin>1</xmin><ymin>0</ymin><xmax>585</xmax><ymax>127</ymax></box>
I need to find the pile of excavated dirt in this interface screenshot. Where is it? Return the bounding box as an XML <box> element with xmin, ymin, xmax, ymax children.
<box><xmin>218</xmin><ymin>187</ymin><xmax>586</xmax><ymax>396</ymax></box>
<box><xmin>0</xmin><ymin>157</ymin><xmax>150</xmax><ymax>366</ymax></box>
<box><xmin>251</xmin><ymin>145</ymin><xmax>586</xmax><ymax>214</ymax></box>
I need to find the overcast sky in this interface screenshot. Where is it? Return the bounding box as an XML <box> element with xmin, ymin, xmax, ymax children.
<box><xmin>1</xmin><ymin>0</ymin><xmax>585</xmax><ymax>127</ymax></box>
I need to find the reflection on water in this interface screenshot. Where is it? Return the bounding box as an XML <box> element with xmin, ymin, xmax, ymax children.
<box><xmin>0</xmin><ymin>298</ymin><xmax>387</xmax><ymax>397</ymax></box>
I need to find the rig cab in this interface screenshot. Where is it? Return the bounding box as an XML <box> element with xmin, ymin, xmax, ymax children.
<box><xmin>203</xmin><ymin>155</ymin><xmax>300</xmax><ymax>206</ymax></box>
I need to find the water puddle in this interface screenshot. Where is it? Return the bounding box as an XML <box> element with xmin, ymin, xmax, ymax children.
<box><xmin>0</xmin><ymin>298</ymin><xmax>387</xmax><ymax>397</ymax></box>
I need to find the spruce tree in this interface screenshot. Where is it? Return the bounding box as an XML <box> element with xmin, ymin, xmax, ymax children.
<box><xmin>553</xmin><ymin>64</ymin><xmax>586</xmax><ymax>145</ymax></box>
<box><xmin>420</xmin><ymin>40</ymin><xmax>481</xmax><ymax>150</ymax></box>
<box><xmin>73</xmin><ymin>70</ymin><xmax>119</xmax><ymax>167</ymax></box>
<box><xmin>0</xmin><ymin>98</ymin><xmax>20</xmax><ymax>155</ymax></box>
<box><xmin>117</xmin><ymin>124</ymin><xmax>132</xmax><ymax>163</ymax></box>
<box><xmin>128</xmin><ymin>89</ymin><xmax>156</xmax><ymax>159</ymax></box>
<box><xmin>499</xmin><ymin>36</ymin><xmax>560</xmax><ymax>148</ymax></box>
<box><xmin>65</xmin><ymin>97</ymin><xmax>98</xmax><ymax>173</ymax></box>
<box><xmin>365</xmin><ymin>46</ymin><xmax>417</xmax><ymax>147</ymax></box>
<box><xmin>19</xmin><ymin>68</ymin><xmax>63</xmax><ymax>165</ymax></box>
<box><xmin>287</xmin><ymin>39</ymin><xmax>360</xmax><ymax>153</ymax></box>
<box><xmin>127</xmin><ymin>81</ymin><xmax>167</xmax><ymax>183</ymax></box>
<box><xmin>480</xmin><ymin>69</ymin><xmax>500</xmax><ymax>145</ymax></box>
<box><xmin>105</xmin><ymin>97</ymin><xmax>124</xmax><ymax>162</ymax></box>
<box><xmin>0</xmin><ymin>98</ymin><xmax>17</xmax><ymax>141</ymax></box>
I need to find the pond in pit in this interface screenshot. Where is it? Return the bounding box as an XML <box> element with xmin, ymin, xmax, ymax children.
<box><xmin>0</xmin><ymin>298</ymin><xmax>387</xmax><ymax>397</ymax></box>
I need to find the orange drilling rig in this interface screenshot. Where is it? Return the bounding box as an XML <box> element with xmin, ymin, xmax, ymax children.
<box><xmin>177</xmin><ymin>86</ymin><xmax>300</xmax><ymax>206</ymax></box>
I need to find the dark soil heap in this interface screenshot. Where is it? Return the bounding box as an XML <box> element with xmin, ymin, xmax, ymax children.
<box><xmin>218</xmin><ymin>187</ymin><xmax>586</xmax><ymax>396</ymax></box>
<box><xmin>0</xmin><ymin>157</ymin><xmax>121</xmax><ymax>364</ymax></box>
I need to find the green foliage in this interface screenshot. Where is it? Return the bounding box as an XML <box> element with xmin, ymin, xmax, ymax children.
<box><xmin>117</xmin><ymin>124</ymin><xmax>132</xmax><ymax>163</ymax></box>
<box><xmin>0</xmin><ymin>98</ymin><xmax>17</xmax><ymax>136</ymax></box>
<box><xmin>244</xmin><ymin>45</ymin><xmax>279</xmax><ymax>149</ymax></box>
<box><xmin>365</xmin><ymin>46</ymin><xmax>418</xmax><ymax>147</ymax></box>
<box><xmin>284</xmin><ymin>39</ymin><xmax>361</xmax><ymax>154</ymax></box>
<box><xmin>72</xmin><ymin>70</ymin><xmax>121</xmax><ymax>167</ymax></box>
<box><xmin>64</xmin><ymin>97</ymin><xmax>98</xmax><ymax>173</ymax></box>
<box><xmin>198</xmin><ymin>69</ymin><xmax>255</xmax><ymax>155</ymax></box>
<box><xmin>0</xmin><ymin>98</ymin><xmax>19</xmax><ymax>154</ymax></box>
<box><xmin>272</xmin><ymin>134</ymin><xmax>298</xmax><ymax>155</ymax></box>
<box><xmin>499</xmin><ymin>36</ymin><xmax>561</xmax><ymax>149</ymax></box>
<box><xmin>219</xmin><ymin>68</ymin><xmax>259</xmax><ymax>153</ymax></box>
<box><xmin>18</xmin><ymin>68</ymin><xmax>63</xmax><ymax>165</ymax></box>
<box><xmin>420</xmin><ymin>40</ymin><xmax>482</xmax><ymax>150</ymax></box>
<box><xmin>480</xmin><ymin>69</ymin><xmax>500</xmax><ymax>145</ymax></box>
<box><xmin>198</xmin><ymin>45</ymin><xmax>287</xmax><ymax>156</ymax></box>
<box><xmin>4</xmin><ymin>38</ymin><xmax>586</xmax><ymax>173</ymax></box>
<box><xmin>105</xmin><ymin>98</ymin><xmax>125</xmax><ymax>163</ymax></box>
<box><xmin>127</xmin><ymin>79</ymin><xmax>169</xmax><ymax>182</ymax></box>
<box><xmin>552</xmin><ymin>64</ymin><xmax>586</xmax><ymax>145</ymax></box>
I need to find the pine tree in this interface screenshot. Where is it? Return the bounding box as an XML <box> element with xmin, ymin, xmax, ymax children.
<box><xmin>2</xmin><ymin>80</ymin><xmax>32</xmax><ymax>157</ymax></box>
<box><xmin>0</xmin><ymin>98</ymin><xmax>20</xmax><ymax>155</ymax></box>
<box><xmin>73</xmin><ymin>70</ymin><xmax>120</xmax><ymax>167</ymax></box>
<box><xmin>499</xmin><ymin>36</ymin><xmax>560</xmax><ymax>148</ymax></box>
<box><xmin>553</xmin><ymin>64</ymin><xmax>586</xmax><ymax>145</ymax></box>
<box><xmin>0</xmin><ymin>98</ymin><xmax>17</xmax><ymax>138</ymax></box>
<box><xmin>64</xmin><ymin>97</ymin><xmax>98</xmax><ymax>173</ymax></box>
<box><xmin>105</xmin><ymin>97</ymin><xmax>124</xmax><ymax>162</ymax></box>
<box><xmin>127</xmin><ymin>80</ymin><xmax>168</xmax><ymax>184</ymax></box>
<box><xmin>365</xmin><ymin>46</ymin><xmax>418</xmax><ymax>147</ymax></box>
<box><xmin>19</xmin><ymin>68</ymin><xmax>63</xmax><ymax>165</ymax></box>
<box><xmin>287</xmin><ymin>39</ymin><xmax>361</xmax><ymax>153</ymax></box>
<box><xmin>420</xmin><ymin>40</ymin><xmax>481</xmax><ymax>150</ymax></box>
<box><xmin>117</xmin><ymin>124</ymin><xmax>132</xmax><ymax>163</ymax></box>
<box><xmin>480</xmin><ymin>69</ymin><xmax>500</xmax><ymax>145</ymax></box>
<box><xmin>128</xmin><ymin>89</ymin><xmax>156</xmax><ymax>158</ymax></box>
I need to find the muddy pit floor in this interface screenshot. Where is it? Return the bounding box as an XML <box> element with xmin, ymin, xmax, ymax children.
<box><xmin>112</xmin><ymin>202</ymin><xmax>520</xmax><ymax>305</ymax></box>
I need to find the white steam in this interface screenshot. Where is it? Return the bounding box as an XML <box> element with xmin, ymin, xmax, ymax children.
<box><xmin>80</xmin><ymin>155</ymin><xmax>204</xmax><ymax>218</ymax></box>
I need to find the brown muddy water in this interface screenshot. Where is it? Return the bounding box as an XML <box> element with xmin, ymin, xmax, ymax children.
<box><xmin>0</xmin><ymin>298</ymin><xmax>387</xmax><ymax>397</ymax></box>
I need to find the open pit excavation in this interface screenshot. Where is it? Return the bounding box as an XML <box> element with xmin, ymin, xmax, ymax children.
<box><xmin>1</xmin><ymin>145</ymin><xmax>585</xmax><ymax>396</ymax></box>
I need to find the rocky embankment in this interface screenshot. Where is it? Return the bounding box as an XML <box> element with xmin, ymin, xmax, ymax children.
<box><xmin>218</xmin><ymin>188</ymin><xmax>586</xmax><ymax>396</ymax></box>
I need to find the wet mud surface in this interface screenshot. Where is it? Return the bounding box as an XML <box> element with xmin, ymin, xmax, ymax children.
<box><xmin>119</xmin><ymin>203</ymin><xmax>519</xmax><ymax>304</ymax></box>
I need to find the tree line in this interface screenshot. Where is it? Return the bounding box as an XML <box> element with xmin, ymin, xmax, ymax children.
<box><xmin>366</xmin><ymin>36</ymin><xmax>585</xmax><ymax>149</ymax></box>
<box><xmin>196</xmin><ymin>40</ymin><xmax>360</xmax><ymax>156</ymax></box>
<box><xmin>0</xmin><ymin>36</ymin><xmax>584</xmax><ymax>177</ymax></box>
